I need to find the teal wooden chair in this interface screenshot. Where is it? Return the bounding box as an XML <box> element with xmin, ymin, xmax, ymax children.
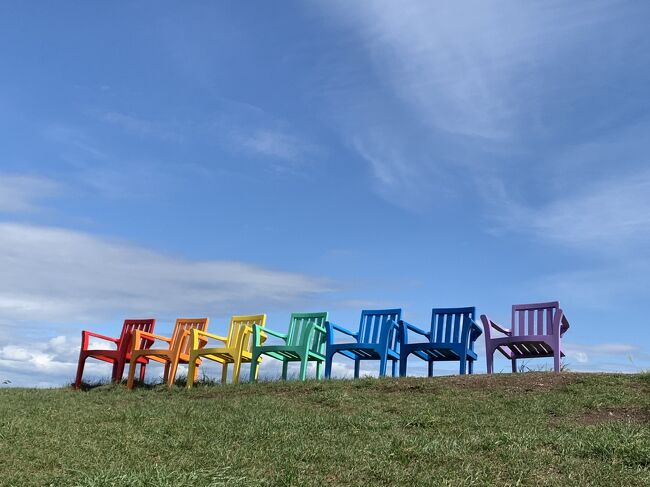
<box><xmin>249</xmin><ymin>312</ymin><xmax>328</xmax><ymax>381</ymax></box>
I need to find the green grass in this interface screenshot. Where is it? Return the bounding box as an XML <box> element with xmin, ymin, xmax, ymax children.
<box><xmin>1</xmin><ymin>373</ymin><xmax>649</xmax><ymax>486</ymax></box>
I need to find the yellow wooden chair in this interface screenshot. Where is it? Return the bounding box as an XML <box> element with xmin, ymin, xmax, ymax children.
<box><xmin>187</xmin><ymin>314</ymin><xmax>266</xmax><ymax>387</ymax></box>
<box><xmin>127</xmin><ymin>318</ymin><xmax>209</xmax><ymax>389</ymax></box>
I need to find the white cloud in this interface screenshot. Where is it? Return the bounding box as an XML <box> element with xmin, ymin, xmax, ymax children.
<box><xmin>0</xmin><ymin>174</ymin><xmax>59</xmax><ymax>213</ymax></box>
<box><xmin>0</xmin><ymin>222</ymin><xmax>334</xmax><ymax>323</ymax></box>
<box><xmin>493</xmin><ymin>170</ymin><xmax>650</xmax><ymax>250</ymax></box>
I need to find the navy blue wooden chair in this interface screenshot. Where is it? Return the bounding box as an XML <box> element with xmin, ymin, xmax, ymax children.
<box><xmin>324</xmin><ymin>309</ymin><xmax>402</xmax><ymax>379</ymax></box>
<box><xmin>399</xmin><ymin>307</ymin><xmax>482</xmax><ymax>376</ymax></box>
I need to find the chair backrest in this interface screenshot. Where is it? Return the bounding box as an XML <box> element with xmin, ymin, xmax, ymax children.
<box><xmin>117</xmin><ymin>319</ymin><xmax>156</xmax><ymax>353</ymax></box>
<box><xmin>171</xmin><ymin>318</ymin><xmax>209</xmax><ymax>355</ymax></box>
<box><xmin>226</xmin><ymin>314</ymin><xmax>266</xmax><ymax>354</ymax></box>
<box><xmin>287</xmin><ymin>312</ymin><xmax>328</xmax><ymax>353</ymax></box>
<box><xmin>511</xmin><ymin>301</ymin><xmax>560</xmax><ymax>337</ymax></box>
<box><xmin>430</xmin><ymin>307</ymin><xmax>475</xmax><ymax>344</ymax></box>
<box><xmin>358</xmin><ymin>309</ymin><xmax>402</xmax><ymax>345</ymax></box>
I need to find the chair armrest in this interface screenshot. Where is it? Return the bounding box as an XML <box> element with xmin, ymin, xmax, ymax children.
<box><xmin>192</xmin><ymin>328</ymin><xmax>228</xmax><ymax>343</ymax></box>
<box><xmin>400</xmin><ymin>320</ymin><xmax>430</xmax><ymax>340</ymax></box>
<box><xmin>132</xmin><ymin>330</ymin><xmax>171</xmax><ymax>350</ymax></box>
<box><xmin>560</xmin><ymin>312</ymin><xmax>570</xmax><ymax>336</ymax></box>
<box><xmin>469</xmin><ymin>319</ymin><xmax>483</xmax><ymax>341</ymax></box>
<box><xmin>81</xmin><ymin>330</ymin><xmax>119</xmax><ymax>350</ymax></box>
<box><xmin>254</xmin><ymin>324</ymin><xmax>286</xmax><ymax>347</ymax></box>
<box><xmin>326</xmin><ymin>321</ymin><xmax>358</xmax><ymax>339</ymax></box>
<box><xmin>482</xmin><ymin>315</ymin><xmax>511</xmax><ymax>336</ymax></box>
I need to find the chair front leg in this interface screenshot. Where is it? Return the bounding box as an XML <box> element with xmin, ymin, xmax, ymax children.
<box><xmin>324</xmin><ymin>353</ymin><xmax>334</xmax><ymax>379</ymax></box>
<box><xmin>221</xmin><ymin>363</ymin><xmax>229</xmax><ymax>384</ymax></box>
<box><xmin>232</xmin><ymin>358</ymin><xmax>242</xmax><ymax>384</ymax></box>
<box><xmin>299</xmin><ymin>355</ymin><xmax>309</xmax><ymax>381</ymax></box>
<box><xmin>316</xmin><ymin>360</ymin><xmax>323</xmax><ymax>380</ymax></box>
<box><xmin>167</xmin><ymin>357</ymin><xmax>180</xmax><ymax>388</ymax></box>
<box><xmin>126</xmin><ymin>357</ymin><xmax>138</xmax><ymax>390</ymax></box>
<box><xmin>427</xmin><ymin>360</ymin><xmax>434</xmax><ymax>377</ymax></box>
<box><xmin>354</xmin><ymin>359</ymin><xmax>360</xmax><ymax>379</ymax></box>
<box><xmin>74</xmin><ymin>354</ymin><xmax>87</xmax><ymax>389</ymax></box>
<box><xmin>281</xmin><ymin>360</ymin><xmax>289</xmax><ymax>380</ymax></box>
<box><xmin>391</xmin><ymin>359</ymin><xmax>397</xmax><ymax>377</ymax></box>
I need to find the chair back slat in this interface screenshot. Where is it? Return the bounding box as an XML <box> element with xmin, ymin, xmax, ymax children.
<box><xmin>430</xmin><ymin>307</ymin><xmax>476</xmax><ymax>345</ymax></box>
<box><xmin>227</xmin><ymin>314</ymin><xmax>266</xmax><ymax>353</ymax></box>
<box><xmin>118</xmin><ymin>319</ymin><xmax>156</xmax><ymax>353</ymax></box>
<box><xmin>358</xmin><ymin>309</ymin><xmax>401</xmax><ymax>345</ymax></box>
<box><xmin>511</xmin><ymin>302</ymin><xmax>559</xmax><ymax>336</ymax></box>
<box><xmin>287</xmin><ymin>312</ymin><xmax>328</xmax><ymax>353</ymax></box>
<box><xmin>172</xmin><ymin>318</ymin><xmax>209</xmax><ymax>355</ymax></box>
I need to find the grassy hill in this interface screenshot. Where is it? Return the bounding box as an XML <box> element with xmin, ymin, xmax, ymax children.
<box><xmin>0</xmin><ymin>373</ymin><xmax>648</xmax><ymax>486</ymax></box>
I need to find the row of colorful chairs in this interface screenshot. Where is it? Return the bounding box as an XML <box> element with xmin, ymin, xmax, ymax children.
<box><xmin>74</xmin><ymin>301</ymin><xmax>570</xmax><ymax>389</ymax></box>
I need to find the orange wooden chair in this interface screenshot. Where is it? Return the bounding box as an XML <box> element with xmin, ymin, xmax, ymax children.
<box><xmin>126</xmin><ymin>318</ymin><xmax>209</xmax><ymax>389</ymax></box>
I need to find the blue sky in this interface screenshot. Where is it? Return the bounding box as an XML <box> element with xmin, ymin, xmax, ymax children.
<box><xmin>1</xmin><ymin>1</ymin><xmax>649</xmax><ymax>386</ymax></box>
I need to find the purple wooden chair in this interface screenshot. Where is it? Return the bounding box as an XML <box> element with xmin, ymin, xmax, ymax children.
<box><xmin>480</xmin><ymin>301</ymin><xmax>570</xmax><ymax>373</ymax></box>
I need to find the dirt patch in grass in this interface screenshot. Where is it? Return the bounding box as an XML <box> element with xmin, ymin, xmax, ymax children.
<box><xmin>551</xmin><ymin>406</ymin><xmax>650</xmax><ymax>427</ymax></box>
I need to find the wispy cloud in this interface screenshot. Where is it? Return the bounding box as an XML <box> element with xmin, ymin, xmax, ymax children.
<box><xmin>102</xmin><ymin>111</ymin><xmax>181</xmax><ymax>141</ymax></box>
<box><xmin>232</xmin><ymin>128</ymin><xmax>315</xmax><ymax>167</ymax></box>
<box><xmin>490</xmin><ymin>169</ymin><xmax>650</xmax><ymax>251</ymax></box>
<box><xmin>0</xmin><ymin>174</ymin><xmax>59</xmax><ymax>213</ymax></box>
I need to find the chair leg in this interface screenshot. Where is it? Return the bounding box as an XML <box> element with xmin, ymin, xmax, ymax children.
<box><xmin>378</xmin><ymin>357</ymin><xmax>388</xmax><ymax>377</ymax></box>
<box><xmin>232</xmin><ymin>358</ymin><xmax>242</xmax><ymax>385</ymax></box>
<box><xmin>220</xmin><ymin>363</ymin><xmax>228</xmax><ymax>384</ymax></box>
<box><xmin>281</xmin><ymin>360</ymin><xmax>289</xmax><ymax>380</ymax></box>
<box><xmin>391</xmin><ymin>359</ymin><xmax>397</xmax><ymax>377</ymax></box>
<box><xmin>324</xmin><ymin>354</ymin><xmax>333</xmax><ymax>379</ymax></box>
<box><xmin>139</xmin><ymin>363</ymin><xmax>147</xmax><ymax>383</ymax></box>
<box><xmin>316</xmin><ymin>360</ymin><xmax>323</xmax><ymax>380</ymax></box>
<box><xmin>126</xmin><ymin>359</ymin><xmax>138</xmax><ymax>390</ymax></box>
<box><xmin>459</xmin><ymin>356</ymin><xmax>467</xmax><ymax>375</ymax></box>
<box><xmin>554</xmin><ymin>349</ymin><xmax>561</xmax><ymax>373</ymax></box>
<box><xmin>511</xmin><ymin>359</ymin><xmax>517</xmax><ymax>373</ymax></box>
<box><xmin>74</xmin><ymin>354</ymin><xmax>87</xmax><ymax>389</ymax></box>
<box><xmin>399</xmin><ymin>354</ymin><xmax>408</xmax><ymax>377</ymax></box>
<box><xmin>167</xmin><ymin>358</ymin><xmax>180</xmax><ymax>388</ymax></box>
<box><xmin>163</xmin><ymin>362</ymin><xmax>170</xmax><ymax>383</ymax></box>
<box><xmin>299</xmin><ymin>357</ymin><xmax>308</xmax><ymax>381</ymax></box>
<box><xmin>468</xmin><ymin>359</ymin><xmax>474</xmax><ymax>375</ymax></box>
<box><xmin>249</xmin><ymin>354</ymin><xmax>260</xmax><ymax>383</ymax></box>
<box><xmin>486</xmin><ymin>347</ymin><xmax>494</xmax><ymax>374</ymax></box>
<box><xmin>354</xmin><ymin>359</ymin><xmax>360</xmax><ymax>379</ymax></box>
<box><xmin>187</xmin><ymin>354</ymin><xmax>197</xmax><ymax>389</ymax></box>
<box><xmin>428</xmin><ymin>360</ymin><xmax>434</xmax><ymax>377</ymax></box>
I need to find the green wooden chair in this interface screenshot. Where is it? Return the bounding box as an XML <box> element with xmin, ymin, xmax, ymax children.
<box><xmin>249</xmin><ymin>312</ymin><xmax>328</xmax><ymax>381</ymax></box>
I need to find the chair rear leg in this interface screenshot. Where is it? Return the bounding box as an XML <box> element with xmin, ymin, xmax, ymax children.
<box><xmin>139</xmin><ymin>363</ymin><xmax>147</xmax><ymax>383</ymax></box>
<box><xmin>427</xmin><ymin>360</ymin><xmax>434</xmax><ymax>377</ymax></box>
<box><xmin>354</xmin><ymin>359</ymin><xmax>361</xmax><ymax>379</ymax></box>
<box><xmin>391</xmin><ymin>359</ymin><xmax>397</xmax><ymax>377</ymax></box>
<box><xmin>468</xmin><ymin>358</ymin><xmax>474</xmax><ymax>374</ymax></box>
<box><xmin>511</xmin><ymin>358</ymin><xmax>517</xmax><ymax>373</ymax></box>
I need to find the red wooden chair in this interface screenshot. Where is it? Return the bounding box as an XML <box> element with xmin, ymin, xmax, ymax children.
<box><xmin>74</xmin><ymin>318</ymin><xmax>156</xmax><ymax>388</ymax></box>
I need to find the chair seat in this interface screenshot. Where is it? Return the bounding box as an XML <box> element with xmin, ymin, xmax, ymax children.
<box><xmin>82</xmin><ymin>349</ymin><xmax>148</xmax><ymax>364</ymax></box>
<box><xmin>405</xmin><ymin>342</ymin><xmax>477</xmax><ymax>361</ymax></box>
<box><xmin>258</xmin><ymin>345</ymin><xmax>324</xmax><ymax>362</ymax></box>
<box><xmin>491</xmin><ymin>336</ymin><xmax>563</xmax><ymax>359</ymax></box>
<box><xmin>198</xmin><ymin>347</ymin><xmax>254</xmax><ymax>364</ymax></box>
<box><xmin>329</xmin><ymin>343</ymin><xmax>399</xmax><ymax>360</ymax></box>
